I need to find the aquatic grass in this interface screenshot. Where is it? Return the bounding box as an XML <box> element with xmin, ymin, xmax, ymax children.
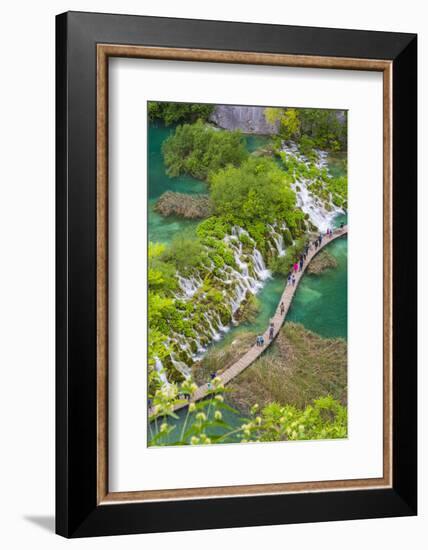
<box><xmin>227</xmin><ymin>322</ymin><xmax>347</xmax><ymax>414</ymax></box>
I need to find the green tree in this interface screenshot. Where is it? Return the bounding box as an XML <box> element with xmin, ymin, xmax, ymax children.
<box><xmin>264</xmin><ymin>106</ymin><xmax>347</xmax><ymax>151</ymax></box>
<box><xmin>210</xmin><ymin>157</ymin><xmax>298</xmax><ymax>230</ymax></box>
<box><xmin>160</xmin><ymin>234</ymin><xmax>207</xmax><ymax>273</ymax></box>
<box><xmin>162</xmin><ymin>120</ymin><xmax>248</xmax><ymax>180</ymax></box>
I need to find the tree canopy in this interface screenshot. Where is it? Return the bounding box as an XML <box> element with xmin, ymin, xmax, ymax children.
<box><xmin>148</xmin><ymin>101</ymin><xmax>214</xmax><ymax>125</ymax></box>
<box><xmin>210</xmin><ymin>156</ymin><xmax>299</xmax><ymax>229</ymax></box>
<box><xmin>162</xmin><ymin>120</ymin><xmax>248</xmax><ymax>180</ymax></box>
<box><xmin>265</xmin><ymin>107</ymin><xmax>347</xmax><ymax>151</ymax></box>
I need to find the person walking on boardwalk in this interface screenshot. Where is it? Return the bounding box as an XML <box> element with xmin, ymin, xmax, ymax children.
<box><xmin>260</xmin><ymin>335</ymin><xmax>265</xmax><ymax>346</ymax></box>
<box><xmin>269</xmin><ymin>322</ymin><xmax>274</xmax><ymax>340</ymax></box>
<box><xmin>314</xmin><ymin>239</ymin><xmax>318</xmax><ymax>250</ymax></box>
<box><xmin>287</xmin><ymin>272</ymin><xmax>292</xmax><ymax>285</ymax></box>
<box><xmin>280</xmin><ymin>301</ymin><xmax>285</xmax><ymax>315</ymax></box>
<box><xmin>299</xmin><ymin>257</ymin><xmax>304</xmax><ymax>271</ymax></box>
<box><xmin>293</xmin><ymin>262</ymin><xmax>299</xmax><ymax>273</ymax></box>
<box><xmin>292</xmin><ymin>275</ymin><xmax>296</xmax><ymax>286</ymax></box>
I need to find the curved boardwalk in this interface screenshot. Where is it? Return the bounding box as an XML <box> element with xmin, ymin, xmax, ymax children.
<box><xmin>153</xmin><ymin>226</ymin><xmax>347</xmax><ymax>415</ymax></box>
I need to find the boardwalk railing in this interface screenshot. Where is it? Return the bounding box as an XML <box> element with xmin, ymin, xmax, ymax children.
<box><xmin>151</xmin><ymin>225</ymin><xmax>348</xmax><ymax>415</ymax></box>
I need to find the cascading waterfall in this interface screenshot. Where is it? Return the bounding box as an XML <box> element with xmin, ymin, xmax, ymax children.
<box><xmin>252</xmin><ymin>248</ymin><xmax>270</xmax><ymax>280</ymax></box>
<box><xmin>169</xmin><ymin>352</ymin><xmax>192</xmax><ymax>379</ymax></box>
<box><xmin>268</xmin><ymin>224</ymin><xmax>286</xmax><ymax>256</ymax></box>
<box><xmin>177</xmin><ymin>274</ymin><xmax>202</xmax><ymax>297</ymax></box>
<box><xmin>281</xmin><ymin>142</ymin><xmax>344</xmax><ymax>232</ymax></box>
<box><xmin>156</xmin><ymin>225</ymin><xmax>277</xmax><ymax>381</ymax></box>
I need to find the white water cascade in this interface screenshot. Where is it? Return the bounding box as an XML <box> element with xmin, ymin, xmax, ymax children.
<box><xmin>281</xmin><ymin>142</ymin><xmax>344</xmax><ymax>232</ymax></box>
<box><xmin>155</xmin><ymin>225</ymin><xmax>277</xmax><ymax>382</ymax></box>
<box><xmin>177</xmin><ymin>274</ymin><xmax>203</xmax><ymax>297</ymax></box>
<box><xmin>169</xmin><ymin>352</ymin><xmax>192</xmax><ymax>379</ymax></box>
<box><xmin>268</xmin><ymin>224</ymin><xmax>286</xmax><ymax>256</ymax></box>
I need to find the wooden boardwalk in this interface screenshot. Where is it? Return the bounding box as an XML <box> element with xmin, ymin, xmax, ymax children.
<box><xmin>153</xmin><ymin>226</ymin><xmax>347</xmax><ymax>415</ymax></box>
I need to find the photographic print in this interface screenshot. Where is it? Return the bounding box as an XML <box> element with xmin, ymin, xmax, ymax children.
<box><xmin>147</xmin><ymin>101</ymin><xmax>348</xmax><ymax>447</ymax></box>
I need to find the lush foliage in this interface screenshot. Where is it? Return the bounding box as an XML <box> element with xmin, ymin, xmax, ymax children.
<box><xmin>147</xmin><ymin>243</ymin><xmax>177</xmax><ymax>372</ymax></box>
<box><xmin>148</xmin><ymin>101</ymin><xmax>214</xmax><ymax>125</ymax></box>
<box><xmin>162</xmin><ymin>120</ymin><xmax>248</xmax><ymax>180</ymax></box>
<box><xmin>209</xmin><ymin>157</ymin><xmax>305</xmax><ymax>252</ymax></box>
<box><xmin>265</xmin><ymin>107</ymin><xmax>347</xmax><ymax>151</ymax></box>
<box><xmin>148</xmin><ymin>373</ymin><xmax>347</xmax><ymax>445</ymax></box>
<box><xmin>159</xmin><ymin>233</ymin><xmax>207</xmax><ymax>273</ymax></box>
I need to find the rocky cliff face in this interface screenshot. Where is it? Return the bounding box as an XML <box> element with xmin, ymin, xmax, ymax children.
<box><xmin>209</xmin><ymin>105</ymin><xmax>279</xmax><ymax>135</ymax></box>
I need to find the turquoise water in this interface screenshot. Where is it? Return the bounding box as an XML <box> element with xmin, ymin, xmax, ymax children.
<box><xmin>286</xmin><ymin>237</ymin><xmax>348</xmax><ymax>339</ymax></box>
<box><xmin>148</xmin><ymin>123</ymin><xmax>208</xmax><ymax>243</ymax></box>
<box><xmin>213</xmin><ymin>235</ymin><xmax>348</xmax><ymax>351</ymax></box>
<box><xmin>148</xmin><ymin>127</ymin><xmax>273</xmax><ymax>244</ymax></box>
<box><xmin>244</xmin><ymin>134</ymin><xmax>272</xmax><ymax>153</ymax></box>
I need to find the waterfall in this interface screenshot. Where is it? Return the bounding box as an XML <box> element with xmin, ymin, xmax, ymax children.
<box><xmin>169</xmin><ymin>352</ymin><xmax>192</xmax><ymax>379</ymax></box>
<box><xmin>203</xmin><ymin>312</ymin><xmax>222</xmax><ymax>341</ymax></box>
<box><xmin>157</xmin><ymin>223</ymin><xmax>283</xmax><ymax>385</ymax></box>
<box><xmin>154</xmin><ymin>356</ymin><xmax>169</xmax><ymax>385</ymax></box>
<box><xmin>177</xmin><ymin>274</ymin><xmax>202</xmax><ymax>297</ymax></box>
<box><xmin>281</xmin><ymin>142</ymin><xmax>344</xmax><ymax>232</ymax></box>
<box><xmin>252</xmin><ymin>249</ymin><xmax>271</xmax><ymax>280</ymax></box>
<box><xmin>214</xmin><ymin>312</ymin><xmax>230</xmax><ymax>333</ymax></box>
<box><xmin>268</xmin><ymin>224</ymin><xmax>286</xmax><ymax>256</ymax></box>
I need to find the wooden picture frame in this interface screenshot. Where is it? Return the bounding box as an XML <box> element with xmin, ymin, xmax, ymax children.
<box><xmin>56</xmin><ymin>11</ymin><xmax>417</xmax><ymax>537</ymax></box>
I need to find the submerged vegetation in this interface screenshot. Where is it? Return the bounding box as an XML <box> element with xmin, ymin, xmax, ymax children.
<box><xmin>307</xmin><ymin>249</ymin><xmax>338</xmax><ymax>274</ymax></box>
<box><xmin>155</xmin><ymin>191</ymin><xmax>212</xmax><ymax>219</ymax></box>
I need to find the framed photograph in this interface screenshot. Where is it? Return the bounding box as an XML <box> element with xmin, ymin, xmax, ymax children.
<box><xmin>56</xmin><ymin>11</ymin><xmax>417</xmax><ymax>537</ymax></box>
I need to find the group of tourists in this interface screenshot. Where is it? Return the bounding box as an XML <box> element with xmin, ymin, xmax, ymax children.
<box><xmin>256</xmin><ymin>320</ymin><xmax>276</xmax><ymax>347</ymax></box>
<box><xmin>252</xmin><ymin>223</ymin><xmax>345</xmax><ymax>351</ymax></box>
<box><xmin>256</xmin><ymin>334</ymin><xmax>265</xmax><ymax>347</ymax></box>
